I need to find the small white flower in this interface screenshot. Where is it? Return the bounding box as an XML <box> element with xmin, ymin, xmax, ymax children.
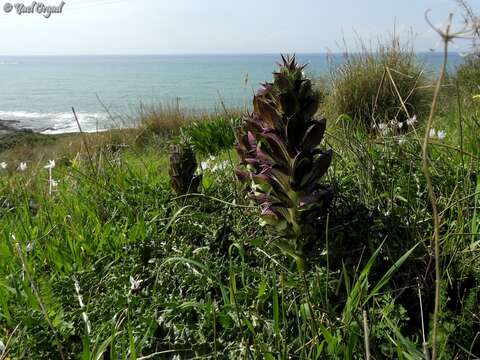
<box><xmin>375</xmin><ymin>122</ymin><xmax>389</xmax><ymax>135</ymax></box>
<box><xmin>200</xmin><ymin>161</ymin><xmax>210</xmax><ymax>169</ymax></box>
<box><xmin>74</xmin><ymin>279</ymin><xmax>85</xmax><ymax>309</ymax></box>
<box><xmin>26</xmin><ymin>242</ymin><xmax>34</xmax><ymax>252</ymax></box>
<box><xmin>428</xmin><ymin>128</ymin><xmax>446</xmax><ymax>140</ymax></box>
<box><xmin>398</xmin><ymin>121</ymin><xmax>404</xmax><ymax>129</ymax></box>
<box><xmin>406</xmin><ymin>115</ymin><xmax>417</xmax><ymax>126</ymax></box>
<box><xmin>130</xmin><ymin>276</ymin><xmax>143</xmax><ymax>292</ymax></box>
<box><xmin>212</xmin><ymin>161</ymin><xmax>229</xmax><ymax>172</ymax></box>
<box><xmin>437</xmin><ymin>130</ymin><xmax>446</xmax><ymax>140</ymax></box>
<box><xmin>0</xmin><ymin>162</ymin><xmax>6</xmax><ymax>169</ymax></box>
<box><xmin>19</xmin><ymin>162</ymin><xmax>27</xmax><ymax>171</ymax></box>
<box><xmin>44</xmin><ymin>160</ymin><xmax>55</xmax><ymax>169</ymax></box>
<box><xmin>74</xmin><ymin>278</ymin><xmax>91</xmax><ymax>335</ymax></box>
<box><xmin>51</xmin><ymin>179</ymin><xmax>59</xmax><ymax>188</ymax></box>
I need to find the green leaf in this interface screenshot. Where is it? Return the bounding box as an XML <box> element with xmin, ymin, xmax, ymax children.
<box><xmin>365</xmin><ymin>242</ymin><xmax>419</xmax><ymax>304</ymax></box>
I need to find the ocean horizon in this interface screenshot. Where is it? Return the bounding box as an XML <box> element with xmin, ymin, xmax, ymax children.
<box><xmin>0</xmin><ymin>52</ymin><xmax>464</xmax><ymax>134</ymax></box>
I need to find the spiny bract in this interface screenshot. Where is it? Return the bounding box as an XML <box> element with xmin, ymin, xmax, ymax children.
<box><xmin>235</xmin><ymin>55</ymin><xmax>334</xmax><ymax>253</ymax></box>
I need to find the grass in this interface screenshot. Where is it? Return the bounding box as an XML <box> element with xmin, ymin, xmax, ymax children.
<box><xmin>133</xmin><ymin>102</ymin><xmax>241</xmax><ymax>146</ymax></box>
<box><xmin>324</xmin><ymin>36</ymin><xmax>431</xmax><ymax>129</ymax></box>
<box><xmin>182</xmin><ymin>116</ymin><xmax>239</xmax><ymax>157</ymax></box>
<box><xmin>0</xmin><ymin>60</ymin><xmax>479</xmax><ymax>359</ymax></box>
<box><xmin>455</xmin><ymin>54</ymin><xmax>480</xmax><ymax>95</ymax></box>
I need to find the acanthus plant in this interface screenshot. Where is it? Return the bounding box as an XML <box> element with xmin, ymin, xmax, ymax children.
<box><xmin>235</xmin><ymin>55</ymin><xmax>334</xmax><ymax>269</ymax></box>
<box><xmin>169</xmin><ymin>140</ymin><xmax>202</xmax><ymax>195</ymax></box>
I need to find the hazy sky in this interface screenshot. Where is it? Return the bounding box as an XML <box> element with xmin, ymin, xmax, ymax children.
<box><xmin>0</xmin><ymin>0</ymin><xmax>476</xmax><ymax>55</ymax></box>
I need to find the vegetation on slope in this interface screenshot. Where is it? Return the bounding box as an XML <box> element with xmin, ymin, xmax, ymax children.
<box><xmin>0</xmin><ymin>49</ymin><xmax>479</xmax><ymax>359</ymax></box>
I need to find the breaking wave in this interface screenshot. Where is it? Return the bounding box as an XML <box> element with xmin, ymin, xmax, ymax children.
<box><xmin>0</xmin><ymin>110</ymin><xmax>113</xmax><ymax>134</ymax></box>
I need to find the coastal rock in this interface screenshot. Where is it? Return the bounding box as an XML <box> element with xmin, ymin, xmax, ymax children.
<box><xmin>0</xmin><ymin>119</ymin><xmax>28</xmax><ymax>137</ymax></box>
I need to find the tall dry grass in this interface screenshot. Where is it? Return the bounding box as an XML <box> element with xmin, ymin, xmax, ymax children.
<box><xmin>325</xmin><ymin>36</ymin><xmax>431</xmax><ymax>129</ymax></box>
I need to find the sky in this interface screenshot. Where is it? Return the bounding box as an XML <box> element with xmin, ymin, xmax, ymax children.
<box><xmin>0</xmin><ymin>0</ymin><xmax>477</xmax><ymax>55</ymax></box>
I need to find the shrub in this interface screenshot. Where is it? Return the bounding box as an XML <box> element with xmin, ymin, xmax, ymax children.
<box><xmin>182</xmin><ymin>116</ymin><xmax>239</xmax><ymax>157</ymax></box>
<box><xmin>135</xmin><ymin>102</ymin><xmax>188</xmax><ymax>139</ymax></box>
<box><xmin>326</xmin><ymin>37</ymin><xmax>430</xmax><ymax>129</ymax></box>
<box><xmin>456</xmin><ymin>54</ymin><xmax>480</xmax><ymax>95</ymax></box>
<box><xmin>134</xmin><ymin>102</ymin><xmax>226</xmax><ymax>144</ymax></box>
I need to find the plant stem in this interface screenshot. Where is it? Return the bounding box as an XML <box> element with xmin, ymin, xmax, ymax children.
<box><xmin>421</xmin><ymin>20</ymin><xmax>450</xmax><ymax>360</ymax></box>
<box><xmin>362</xmin><ymin>310</ymin><xmax>371</xmax><ymax>360</ymax></box>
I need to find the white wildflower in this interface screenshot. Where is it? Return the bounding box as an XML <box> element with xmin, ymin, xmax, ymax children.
<box><xmin>74</xmin><ymin>280</ymin><xmax>84</xmax><ymax>308</ymax></box>
<box><xmin>130</xmin><ymin>276</ymin><xmax>143</xmax><ymax>292</ymax></box>
<box><xmin>413</xmin><ymin>173</ymin><xmax>421</xmax><ymax>196</ymax></box>
<box><xmin>429</xmin><ymin>128</ymin><xmax>446</xmax><ymax>140</ymax></box>
<box><xmin>44</xmin><ymin>160</ymin><xmax>56</xmax><ymax>195</ymax></box>
<box><xmin>374</xmin><ymin>122</ymin><xmax>389</xmax><ymax>135</ymax></box>
<box><xmin>51</xmin><ymin>179</ymin><xmax>59</xmax><ymax>188</ymax></box>
<box><xmin>398</xmin><ymin>121</ymin><xmax>404</xmax><ymax>129</ymax></box>
<box><xmin>0</xmin><ymin>162</ymin><xmax>6</xmax><ymax>169</ymax></box>
<box><xmin>406</xmin><ymin>115</ymin><xmax>417</xmax><ymax>126</ymax></box>
<box><xmin>437</xmin><ymin>130</ymin><xmax>446</xmax><ymax>140</ymax></box>
<box><xmin>377</xmin><ymin>123</ymin><xmax>389</xmax><ymax>135</ymax></box>
<box><xmin>19</xmin><ymin>162</ymin><xmax>27</xmax><ymax>172</ymax></box>
<box><xmin>212</xmin><ymin>160</ymin><xmax>229</xmax><ymax>172</ymax></box>
<box><xmin>44</xmin><ymin>160</ymin><xmax>55</xmax><ymax>169</ymax></box>
<box><xmin>74</xmin><ymin>278</ymin><xmax>91</xmax><ymax>335</ymax></box>
<box><xmin>26</xmin><ymin>242</ymin><xmax>34</xmax><ymax>253</ymax></box>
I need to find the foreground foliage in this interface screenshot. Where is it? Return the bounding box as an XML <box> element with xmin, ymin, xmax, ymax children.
<box><xmin>0</xmin><ymin>51</ymin><xmax>479</xmax><ymax>359</ymax></box>
<box><xmin>0</xmin><ymin>91</ymin><xmax>478</xmax><ymax>358</ymax></box>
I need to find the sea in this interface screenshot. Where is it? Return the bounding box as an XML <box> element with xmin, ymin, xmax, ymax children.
<box><xmin>0</xmin><ymin>53</ymin><xmax>464</xmax><ymax>134</ymax></box>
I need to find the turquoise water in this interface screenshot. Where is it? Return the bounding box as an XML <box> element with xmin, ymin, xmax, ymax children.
<box><xmin>0</xmin><ymin>53</ymin><xmax>463</xmax><ymax>133</ymax></box>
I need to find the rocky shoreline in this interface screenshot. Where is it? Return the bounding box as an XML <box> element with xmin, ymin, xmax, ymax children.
<box><xmin>0</xmin><ymin>119</ymin><xmax>35</xmax><ymax>137</ymax></box>
<box><xmin>0</xmin><ymin>119</ymin><xmax>58</xmax><ymax>153</ymax></box>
